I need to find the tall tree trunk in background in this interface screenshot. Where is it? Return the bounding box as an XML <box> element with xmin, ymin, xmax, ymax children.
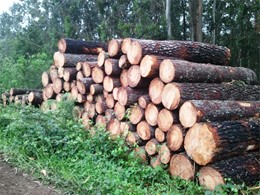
<box><xmin>182</xmin><ymin>0</ymin><xmax>187</xmax><ymax>40</ymax></box>
<box><xmin>212</xmin><ymin>0</ymin><xmax>216</xmax><ymax>44</ymax></box>
<box><xmin>189</xmin><ymin>0</ymin><xmax>203</xmax><ymax>42</ymax></box>
<box><xmin>166</xmin><ymin>0</ymin><xmax>172</xmax><ymax>39</ymax></box>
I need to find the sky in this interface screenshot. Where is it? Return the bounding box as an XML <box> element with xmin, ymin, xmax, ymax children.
<box><xmin>0</xmin><ymin>0</ymin><xmax>19</xmax><ymax>14</ymax></box>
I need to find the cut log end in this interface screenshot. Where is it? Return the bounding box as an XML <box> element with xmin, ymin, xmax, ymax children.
<box><xmin>159</xmin><ymin>59</ymin><xmax>175</xmax><ymax>83</ymax></box>
<box><xmin>137</xmin><ymin>121</ymin><xmax>154</xmax><ymax>140</ymax></box>
<box><xmin>158</xmin><ymin>109</ymin><xmax>176</xmax><ymax>132</ymax></box>
<box><xmin>140</xmin><ymin>55</ymin><xmax>159</xmax><ymax>78</ymax></box>
<box><xmin>58</xmin><ymin>38</ymin><xmax>67</xmax><ymax>53</ymax></box>
<box><xmin>149</xmin><ymin>77</ymin><xmax>165</xmax><ymax>105</ymax></box>
<box><xmin>108</xmin><ymin>39</ymin><xmax>120</xmax><ymax>57</ymax></box>
<box><xmin>155</xmin><ymin>128</ymin><xmax>165</xmax><ymax>142</ymax></box>
<box><xmin>162</xmin><ymin>83</ymin><xmax>181</xmax><ymax>110</ymax></box>
<box><xmin>145</xmin><ymin>103</ymin><xmax>159</xmax><ymax>126</ymax></box>
<box><xmin>121</xmin><ymin>38</ymin><xmax>132</xmax><ymax>54</ymax></box>
<box><xmin>167</xmin><ymin>125</ymin><xmax>184</xmax><ymax>152</ymax></box>
<box><xmin>127</xmin><ymin>41</ymin><xmax>143</xmax><ymax>65</ymax></box>
<box><xmin>179</xmin><ymin>101</ymin><xmax>199</xmax><ymax>128</ymax></box>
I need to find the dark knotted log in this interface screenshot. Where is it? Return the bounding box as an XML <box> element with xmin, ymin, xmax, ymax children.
<box><xmin>105</xmin><ymin>94</ymin><xmax>115</xmax><ymax>109</ymax></box>
<box><xmin>63</xmin><ymin>68</ymin><xmax>78</xmax><ymax>82</ymax></box>
<box><xmin>138</xmin><ymin>95</ymin><xmax>151</xmax><ymax>109</ymax></box>
<box><xmin>184</xmin><ymin>118</ymin><xmax>260</xmax><ymax>165</ymax></box>
<box><xmin>108</xmin><ymin>39</ymin><xmax>122</xmax><ymax>57</ymax></box>
<box><xmin>117</xmin><ymin>87</ymin><xmax>148</xmax><ymax>106</ymax></box>
<box><xmin>104</xmin><ymin>59</ymin><xmax>122</xmax><ymax>76</ymax></box>
<box><xmin>159</xmin><ymin>59</ymin><xmax>257</xmax><ymax>84</ymax></box>
<box><xmin>113</xmin><ymin>102</ymin><xmax>126</xmax><ymax>121</ymax></box>
<box><xmin>157</xmin><ymin>109</ymin><xmax>179</xmax><ymax>132</ymax></box>
<box><xmin>53</xmin><ymin>77</ymin><xmax>64</xmax><ymax>94</ymax></box>
<box><xmin>127</xmin><ymin>65</ymin><xmax>151</xmax><ymax>88</ymax></box>
<box><xmin>41</xmin><ymin>71</ymin><xmax>51</xmax><ymax>87</ymax></box>
<box><xmin>129</xmin><ymin>105</ymin><xmax>145</xmax><ymax>125</ymax></box>
<box><xmin>149</xmin><ymin>77</ymin><xmax>165</xmax><ymax>105</ymax></box>
<box><xmin>10</xmin><ymin>88</ymin><xmax>42</xmax><ymax>96</ymax></box>
<box><xmin>127</xmin><ymin>39</ymin><xmax>231</xmax><ymax>65</ymax></box>
<box><xmin>120</xmin><ymin>69</ymin><xmax>129</xmax><ymax>87</ymax></box>
<box><xmin>169</xmin><ymin>153</ymin><xmax>196</xmax><ymax>181</ymax></box>
<box><xmin>90</xmin><ymin>84</ymin><xmax>104</xmax><ymax>95</ymax></box>
<box><xmin>77</xmin><ymin>78</ymin><xmax>94</xmax><ymax>94</ymax></box>
<box><xmin>166</xmin><ymin>124</ymin><xmax>185</xmax><ymax>152</ymax></box>
<box><xmin>97</xmin><ymin>52</ymin><xmax>110</xmax><ymax>67</ymax></box>
<box><xmin>162</xmin><ymin>82</ymin><xmax>260</xmax><ymax>110</ymax></box>
<box><xmin>179</xmin><ymin>100</ymin><xmax>260</xmax><ymax>128</ymax></box>
<box><xmin>106</xmin><ymin>118</ymin><xmax>121</xmax><ymax>139</ymax></box>
<box><xmin>28</xmin><ymin>91</ymin><xmax>43</xmax><ymax>105</ymax></box>
<box><xmin>159</xmin><ymin>143</ymin><xmax>171</xmax><ymax>164</ymax></box>
<box><xmin>58</xmin><ymin>38</ymin><xmax>108</xmax><ymax>54</ymax></box>
<box><xmin>137</xmin><ymin>121</ymin><xmax>155</xmax><ymax>141</ymax></box>
<box><xmin>92</xmin><ymin>66</ymin><xmax>105</xmax><ymax>84</ymax></box>
<box><xmin>118</xmin><ymin>55</ymin><xmax>131</xmax><ymax>69</ymax></box>
<box><xmin>54</xmin><ymin>51</ymin><xmax>98</xmax><ymax>67</ymax></box>
<box><xmin>103</xmin><ymin>76</ymin><xmax>121</xmax><ymax>92</ymax></box>
<box><xmin>198</xmin><ymin>152</ymin><xmax>260</xmax><ymax>190</ymax></box>
<box><xmin>145</xmin><ymin>138</ymin><xmax>159</xmax><ymax>156</ymax></box>
<box><xmin>155</xmin><ymin>128</ymin><xmax>166</xmax><ymax>143</ymax></box>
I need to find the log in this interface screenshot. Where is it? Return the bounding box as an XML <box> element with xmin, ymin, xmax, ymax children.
<box><xmin>117</xmin><ymin>87</ymin><xmax>148</xmax><ymax>106</ymax></box>
<box><xmin>44</xmin><ymin>84</ymin><xmax>55</xmax><ymax>99</ymax></box>
<box><xmin>127</xmin><ymin>65</ymin><xmax>152</xmax><ymax>88</ymax></box>
<box><xmin>86</xmin><ymin>94</ymin><xmax>94</xmax><ymax>103</ymax></box>
<box><xmin>92</xmin><ymin>66</ymin><xmax>105</xmax><ymax>84</ymax></box>
<box><xmin>41</xmin><ymin>71</ymin><xmax>51</xmax><ymax>87</ymax></box>
<box><xmin>184</xmin><ymin>118</ymin><xmax>260</xmax><ymax>165</ymax></box>
<box><xmin>57</xmin><ymin>67</ymin><xmax>65</xmax><ymax>78</ymax></box>
<box><xmin>96</xmin><ymin>115</ymin><xmax>107</xmax><ymax>126</ymax></box>
<box><xmin>134</xmin><ymin>146</ymin><xmax>148</xmax><ymax>164</ymax></box>
<box><xmin>10</xmin><ymin>88</ymin><xmax>42</xmax><ymax>96</ymax></box>
<box><xmin>127</xmin><ymin>39</ymin><xmax>231</xmax><ymax>65</ymax></box>
<box><xmin>121</xmin><ymin>38</ymin><xmax>133</xmax><ymax>54</ymax></box>
<box><xmin>63</xmin><ymin>68</ymin><xmax>77</xmax><ymax>82</ymax></box>
<box><xmin>120</xmin><ymin>69</ymin><xmax>129</xmax><ymax>87</ymax></box>
<box><xmin>159</xmin><ymin>143</ymin><xmax>171</xmax><ymax>164</ymax></box>
<box><xmin>105</xmin><ymin>94</ymin><xmax>115</xmax><ymax>109</ymax></box>
<box><xmin>1</xmin><ymin>93</ymin><xmax>9</xmax><ymax>107</ymax></box>
<box><xmin>90</xmin><ymin>84</ymin><xmax>104</xmax><ymax>95</ymax></box>
<box><xmin>84</xmin><ymin>101</ymin><xmax>96</xmax><ymax>119</ymax></box>
<box><xmin>103</xmin><ymin>76</ymin><xmax>121</xmax><ymax>92</ymax></box>
<box><xmin>166</xmin><ymin>124</ymin><xmax>185</xmax><ymax>152</ymax></box>
<box><xmin>76</xmin><ymin>78</ymin><xmax>94</xmax><ymax>94</ymax></box>
<box><xmin>149</xmin><ymin>77</ymin><xmax>165</xmax><ymax>105</ymax></box>
<box><xmin>106</xmin><ymin>118</ymin><xmax>121</xmax><ymax>139</ymax></box>
<box><xmin>103</xmin><ymin>90</ymin><xmax>109</xmax><ymax>98</ymax></box>
<box><xmin>82</xmin><ymin>61</ymin><xmax>97</xmax><ymax>77</ymax></box>
<box><xmin>105</xmin><ymin>109</ymin><xmax>115</xmax><ymax>121</ymax></box>
<box><xmin>162</xmin><ymin>82</ymin><xmax>260</xmax><ymax>110</ymax></box>
<box><xmin>145</xmin><ymin>138</ymin><xmax>159</xmax><ymax>156</ymax></box>
<box><xmin>169</xmin><ymin>153</ymin><xmax>196</xmax><ymax>181</ymax></box>
<box><xmin>120</xmin><ymin>122</ymin><xmax>135</xmax><ymax>135</ymax></box>
<box><xmin>104</xmin><ymin>59</ymin><xmax>122</xmax><ymax>76</ymax></box>
<box><xmin>70</xmin><ymin>86</ymin><xmax>79</xmax><ymax>100</ymax></box>
<box><xmin>155</xmin><ymin>128</ymin><xmax>166</xmax><ymax>143</ymax></box>
<box><xmin>150</xmin><ymin>154</ymin><xmax>162</xmax><ymax>168</ymax></box>
<box><xmin>49</xmin><ymin>67</ymin><xmax>58</xmax><ymax>82</ymax></box>
<box><xmin>95</xmin><ymin>101</ymin><xmax>108</xmax><ymax>114</ymax></box>
<box><xmin>136</xmin><ymin>121</ymin><xmax>155</xmax><ymax>140</ymax></box>
<box><xmin>129</xmin><ymin>105</ymin><xmax>145</xmax><ymax>125</ymax></box>
<box><xmin>76</xmin><ymin>62</ymin><xmax>83</xmax><ymax>71</ymax></box>
<box><xmin>97</xmin><ymin>52</ymin><xmax>110</xmax><ymax>67</ymax></box>
<box><xmin>63</xmin><ymin>81</ymin><xmax>71</xmax><ymax>92</ymax></box>
<box><xmin>77</xmin><ymin>94</ymin><xmax>87</xmax><ymax>103</ymax></box>
<box><xmin>198</xmin><ymin>152</ymin><xmax>260</xmax><ymax>190</ymax></box>
<box><xmin>28</xmin><ymin>91</ymin><xmax>43</xmax><ymax>105</ymax></box>
<box><xmin>126</xmin><ymin>131</ymin><xmax>145</xmax><ymax>146</ymax></box>
<box><xmin>54</xmin><ymin>51</ymin><xmax>98</xmax><ymax>67</ymax></box>
<box><xmin>144</xmin><ymin>103</ymin><xmax>161</xmax><ymax>126</ymax></box>
<box><xmin>138</xmin><ymin>95</ymin><xmax>151</xmax><ymax>109</ymax></box>
<box><xmin>118</xmin><ymin>55</ymin><xmax>131</xmax><ymax>69</ymax></box>
<box><xmin>58</xmin><ymin>38</ymin><xmax>108</xmax><ymax>54</ymax></box>
<box><xmin>76</xmin><ymin>71</ymin><xmax>84</xmax><ymax>80</ymax></box>
<box><xmin>112</xmin><ymin>87</ymin><xmax>119</xmax><ymax>101</ymax></box>
<box><xmin>139</xmin><ymin>55</ymin><xmax>162</xmax><ymax>78</ymax></box>
<box><xmin>72</xmin><ymin>106</ymin><xmax>83</xmax><ymax>120</ymax></box>
<box><xmin>179</xmin><ymin>100</ymin><xmax>260</xmax><ymax>128</ymax></box>
<box><xmin>108</xmin><ymin>39</ymin><xmax>122</xmax><ymax>57</ymax></box>
<box><xmin>53</xmin><ymin>77</ymin><xmax>64</xmax><ymax>94</ymax></box>
<box><xmin>157</xmin><ymin>109</ymin><xmax>179</xmax><ymax>132</ymax></box>
<box><xmin>159</xmin><ymin>59</ymin><xmax>258</xmax><ymax>84</ymax></box>
<box><xmin>114</xmin><ymin>102</ymin><xmax>126</xmax><ymax>120</ymax></box>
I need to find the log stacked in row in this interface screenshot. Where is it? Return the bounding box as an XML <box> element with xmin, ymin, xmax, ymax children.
<box><xmin>2</xmin><ymin>38</ymin><xmax>259</xmax><ymax>190</ymax></box>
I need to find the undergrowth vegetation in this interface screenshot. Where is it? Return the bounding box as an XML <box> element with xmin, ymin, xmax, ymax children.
<box><xmin>0</xmin><ymin>102</ymin><xmax>258</xmax><ymax>194</ymax></box>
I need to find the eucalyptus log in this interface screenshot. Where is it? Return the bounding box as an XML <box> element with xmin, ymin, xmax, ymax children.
<box><xmin>162</xmin><ymin>82</ymin><xmax>260</xmax><ymax>110</ymax></box>
<box><xmin>157</xmin><ymin>109</ymin><xmax>179</xmax><ymax>132</ymax></box>
<box><xmin>184</xmin><ymin>118</ymin><xmax>260</xmax><ymax>165</ymax></box>
<box><xmin>117</xmin><ymin>87</ymin><xmax>148</xmax><ymax>106</ymax></box>
<box><xmin>179</xmin><ymin>100</ymin><xmax>260</xmax><ymax>128</ymax></box>
<box><xmin>149</xmin><ymin>77</ymin><xmax>165</xmax><ymax>105</ymax></box>
<box><xmin>137</xmin><ymin>121</ymin><xmax>155</xmax><ymax>140</ymax></box>
<box><xmin>198</xmin><ymin>152</ymin><xmax>260</xmax><ymax>190</ymax></box>
<box><xmin>129</xmin><ymin>105</ymin><xmax>145</xmax><ymax>125</ymax></box>
<box><xmin>127</xmin><ymin>39</ymin><xmax>231</xmax><ymax>65</ymax></box>
<box><xmin>58</xmin><ymin>38</ymin><xmax>108</xmax><ymax>54</ymax></box>
<box><xmin>159</xmin><ymin>59</ymin><xmax>257</xmax><ymax>84</ymax></box>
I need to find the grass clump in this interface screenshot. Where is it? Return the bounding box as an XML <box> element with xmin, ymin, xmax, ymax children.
<box><xmin>0</xmin><ymin>102</ymin><xmax>258</xmax><ymax>194</ymax></box>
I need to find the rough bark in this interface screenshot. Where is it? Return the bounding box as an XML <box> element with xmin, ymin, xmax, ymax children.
<box><xmin>179</xmin><ymin>100</ymin><xmax>260</xmax><ymax>128</ymax></box>
<box><xmin>137</xmin><ymin>120</ymin><xmax>155</xmax><ymax>140</ymax></box>
<box><xmin>162</xmin><ymin>82</ymin><xmax>260</xmax><ymax>110</ymax></box>
<box><xmin>149</xmin><ymin>77</ymin><xmax>165</xmax><ymax>105</ymax></box>
<box><xmin>138</xmin><ymin>94</ymin><xmax>151</xmax><ymax>109</ymax></box>
<box><xmin>198</xmin><ymin>152</ymin><xmax>260</xmax><ymax>190</ymax></box>
<box><xmin>129</xmin><ymin>105</ymin><xmax>145</xmax><ymax>125</ymax></box>
<box><xmin>127</xmin><ymin>39</ymin><xmax>231</xmax><ymax>65</ymax></box>
<box><xmin>157</xmin><ymin>109</ymin><xmax>179</xmax><ymax>132</ymax></box>
<box><xmin>159</xmin><ymin>59</ymin><xmax>258</xmax><ymax>84</ymax></box>
<box><xmin>117</xmin><ymin>87</ymin><xmax>148</xmax><ymax>106</ymax></box>
<box><xmin>184</xmin><ymin>118</ymin><xmax>260</xmax><ymax>165</ymax></box>
<box><xmin>58</xmin><ymin>38</ymin><xmax>108</xmax><ymax>54</ymax></box>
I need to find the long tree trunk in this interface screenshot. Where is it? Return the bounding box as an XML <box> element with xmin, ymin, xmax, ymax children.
<box><xmin>189</xmin><ymin>0</ymin><xmax>202</xmax><ymax>42</ymax></box>
<box><xmin>166</xmin><ymin>0</ymin><xmax>172</xmax><ymax>39</ymax></box>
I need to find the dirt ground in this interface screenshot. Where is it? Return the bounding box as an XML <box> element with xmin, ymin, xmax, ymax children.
<box><xmin>0</xmin><ymin>154</ymin><xmax>62</xmax><ymax>195</ymax></box>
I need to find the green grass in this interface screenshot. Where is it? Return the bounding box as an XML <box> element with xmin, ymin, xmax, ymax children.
<box><xmin>0</xmin><ymin>102</ymin><xmax>258</xmax><ymax>195</ymax></box>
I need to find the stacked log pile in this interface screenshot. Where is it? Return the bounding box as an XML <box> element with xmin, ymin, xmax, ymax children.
<box><xmin>1</xmin><ymin>37</ymin><xmax>260</xmax><ymax>190</ymax></box>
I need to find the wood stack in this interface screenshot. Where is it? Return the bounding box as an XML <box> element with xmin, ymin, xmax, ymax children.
<box><xmin>2</xmin><ymin>37</ymin><xmax>260</xmax><ymax>190</ymax></box>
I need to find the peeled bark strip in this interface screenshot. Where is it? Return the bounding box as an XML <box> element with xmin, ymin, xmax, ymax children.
<box><xmin>145</xmin><ymin>138</ymin><xmax>159</xmax><ymax>156</ymax></box>
<box><xmin>145</xmin><ymin>103</ymin><xmax>161</xmax><ymax>126</ymax></box>
<box><xmin>58</xmin><ymin>38</ymin><xmax>108</xmax><ymax>54</ymax></box>
<box><xmin>198</xmin><ymin>152</ymin><xmax>260</xmax><ymax>190</ymax></box>
<box><xmin>103</xmin><ymin>76</ymin><xmax>121</xmax><ymax>92</ymax></box>
<box><xmin>90</xmin><ymin>84</ymin><xmax>104</xmax><ymax>95</ymax></box>
<box><xmin>97</xmin><ymin>52</ymin><xmax>110</xmax><ymax>67</ymax></box>
<box><xmin>106</xmin><ymin>118</ymin><xmax>121</xmax><ymax>138</ymax></box>
<box><xmin>127</xmin><ymin>65</ymin><xmax>151</xmax><ymax>88</ymax></box>
<box><xmin>137</xmin><ymin>121</ymin><xmax>155</xmax><ymax>140</ymax></box>
<box><xmin>118</xmin><ymin>55</ymin><xmax>131</xmax><ymax>69</ymax></box>
<box><xmin>76</xmin><ymin>78</ymin><xmax>94</xmax><ymax>94</ymax></box>
<box><xmin>117</xmin><ymin>87</ymin><xmax>148</xmax><ymax>106</ymax></box>
<box><xmin>10</xmin><ymin>88</ymin><xmax>42</xmax><ymax>96</ymax></box>
<box><xmin>114</xmin><ymin>102</ymin><xmax>126</xmax><ymax>120</ymax></box>
<box><xmin>162</xmin><ymin>82</ymin><xmax>260</xmax><ymax>110</ymax></box>
<box><xmin>179</xmin><ymin>100</ymin><xmax>260</xmax><ymax>128</ymax></box>
<box><xmin>54</xmin><ymin>51</ymin><xmax>98</xmax><ymax>67</ymax></box>
<box><xmin>104</xmin><ymin>59</ymin><xmax>121</xmax><ymax>76</ymax></box>
<box><xmin>158</xmin><ymin>109</ymin><xmax>179</xmax><ymax>132</ymax></box>
<box><xmin>127</xmin><ymin>39</ymin><xmax>231</xmax><ymax>65</ymax></box>
<box><xmin>169</xmin><ymin>153</ymin><xmax>195</xmax><ymax>181</ymax></box>
<box><xmin>129</xmin><ymin>105</ymin><xmax>145</xmax><ymax>125</ymax></box>
<box><xmin>41</xmin><ymin>71</ymin><xmax>51</xmax><ymax>87</ymax></box>
<box><xmin>159</xmin><ymin>143</ymin><xmax>171</xmax><ymax>164</ymax></box>
<box><xmin>105</xmin><ymin>94</ymin><xmax>115</xmax><ymax>109</ymax></box>
<box><xmin>166</xmin><ymin>125</ymin><xmax>185</xmax><ymax>152</ymax></box>
<box><xmin>28</xmin><ymin>92</ymin><xmax>43</xmax><ymax>105</ymax></box>
<box><xmin>138</xmin><ymin>95</ymin><xmax>151</xmax><ymax>109</ymax></box>
<box><xmin>149</xmin><ymin>77</ymin><xmax>165</xmax><ymax>105</ymax></box>
<box><xmin>159</xmin><ymin>59</ymin><xmax>257</xmax><ymax>84</ymax></box>
<box><xmin>63</xmin><ymin>68</ymin><xmax>77</xmax><ymax>82</ymax></box>
<box><xmin>108</xmin><ymin>39</ymin><xmax>122</xmax><ymax>57</ymax></box>
<box><xmin>120</xmin><ymin>69</ymin><xmax>129</xmax><ymax>87</ymax></box>
<box><xmin>92</xmin><ymin>67</ymin><xmax>105</xmax><ymax>84</ymax></box>
<box><xmin>155</xmin><ymin>128</ymin><xmax>166</xmax><ymax>143</ymax></box>
<box><xmin>184</xmin><ymin>118</ymin><xmax>260</xmax><ymax>165</ymax></box>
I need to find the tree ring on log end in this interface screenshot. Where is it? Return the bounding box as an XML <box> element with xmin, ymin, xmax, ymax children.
<box><xmin>127</xmin><ymin>41</ymin><xmax>142</xmax><ymax>64</ymax></box>
<box><xmin>162</xmin><ymin>83</ymin><xmax>181</xmax><ymax>110</ymax></box>
<box><xmin>179</xmin><ymin>101</ymin><xmax>198</xmax><ymax>128</ymax></box>
<box><xmin>159</xmin><ymin>59</ymin><xmax>175</xmax><ymax>83</ymax></box>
